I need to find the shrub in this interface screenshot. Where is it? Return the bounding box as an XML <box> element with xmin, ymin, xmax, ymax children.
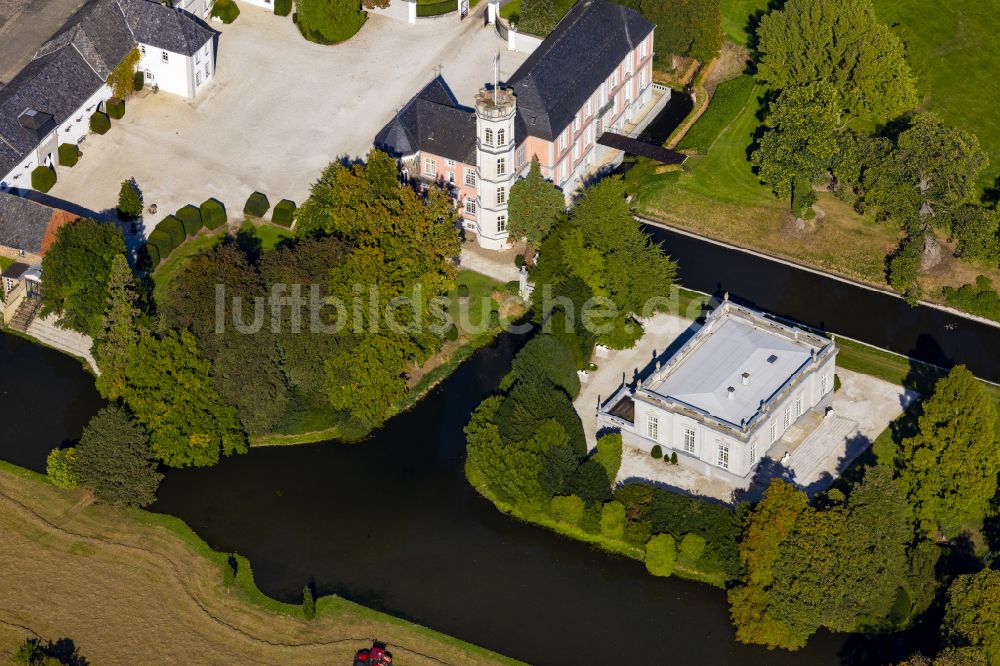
<box><xmin>133</xmin><ymin>70</ymin><xmax>144</xmax><ymax>91</ymax></box>
<box><xmin>593</xmin><ymin>432</ymin><xmax>622</xmax><ymax>482</ymax></box>
<box><xmin>645</xmin><ymin>533</ymin><xmax>676</xmax><ymax>576</ymax></box>
<box><xmin>445</xmin><ymin>324</ymin><xmax>458</xmax><ymax>341</ymax></box>
<box><xmin>106</xmin><ymin>97</ymin><xmax>125</xmax><ymax>120</ymax></box>
<box><xmin>942</xmin><ymin>275</ymin><xmax>1000</xmax><ymax>323</ymax></box>
<box><xmin>599</xmin><ymin>501</ymin><xmax>626</xmax><ymax>540</ymax></box>
<box><xmin>118</xmin><ymin>179</ymin><xmax>143</xmax><ymax>219</ymax></box>
<box><xmin>140</xmin><ymin>242</ymin><xmax>160</xmax><ymax>269</ymax></box>
<box><xmin>296</xmin><ymin>0</ymin><xmax>365</xmax><ymax>43</ymax></box>
<box><xmin>46</xmin><ymin>447</ymin><xmax>78</xmax><ymax>488</ymax></box>
<box><xmin>489</xmin><ymin>309</ymin><xmax>500</xmax><ymax>328</ymax></box>
<box><xmin>201</xmin><ymin>198</ymin><xmax>227</xmax><ymax>229</ymax></box>
<box><xmin>275</xmin><ymin>0</ymin><xmax>292</xmax><ymax>15</ymax></box>
<box><xmin>243</xmin><ymin>191</ymin><xmax>270</xmax><ymax>218</ymax></box>
<box><xmin>58</xmin><ymin>142</ymin><xmax>79</xmax><ymax>167</ymax></box>
<box><xmin>569</xmin><ymin>459</ymin><xmax>612</xmax><ymax>503</ymax></box>
<box><xmin>550</xmin><ymin>494</ymin><xmax>585</xmax><ymax>526</ymax></box>
<box><xmin>670</xmin><ymin>451</ymin><xmax>678</xmax><ymax>465</ymax></box>
<box><xmin>148</xmin><ymin>228</ymin><xmax>174</xmax><ymax>259</ymax></box>
<box><xmin>677</xmin><ymin>533</ymin><xmax>707</xmax><ymax>567</ymax></box>
<box><xmin>624</xmin><ymin>519</ymin><xmax>652</xmax><ymax>546</ymax></box>
<box><xmin>302</xmin><ymin>585</ymin><xmax>316</xmax><ymax>620</ymax></box>
<box><xmin>580</xmin><ymin>502</ymin><xmax>601</xmax><ymax>534</ymax></box>
<box><xmin>834</xmin><ymin>374</ymin><xmax>842</xmax><ymax>392</ymax></box>
<box><xmin>515</xmin><ymin>253</ymin><xmax>525</xmax><ymax>268</ymax></box>
<box><xmin>223</xmin><ymin>554</ymin><xmax>237</xmax><ymax>587</ymax></box>
<box><xmin>271</xmin><ymin>198</ymin><xmax>296</xmax><ymax>227</ymax></box>
<box><xmin>176</xmin><ymin>205</ymin><xmax>203</xmax><ymax>236</ymax></box>
<box><xmin>456</xmin><ymin>283</ymin><xmax>469</xmax><ymax>299</ymax></box>
<box><xmin>504</xmin><ymin>279</ymin><xmax>520</xmax><ymax>294</ymax></box>
<box><xmin>791</xmin><ymin>177</ymin><xmax>816</xmax><ymax>218</ymax></box>
<box><xmin>158</xmin><ymin>215</ymin><xmax>186</xmax><ymax>247</ymax></box>
<box><xmin>30</xmin><ymin>165</ymin><xmax>56</xmax><ymax>193</ymax></box>
<box><xmin>651</xmin><ymin>444</ymin><xmax>663</xmax><ymax>459</ymax></box>
<box><xmin>90</xmin><ymin>111</ymin><xmax>111</xmax><ymax>134</ymax></box>
<box><xmin>211</xmin><ymin>0</ymin><xmax>241</xmax><ymax>23</ymax></box>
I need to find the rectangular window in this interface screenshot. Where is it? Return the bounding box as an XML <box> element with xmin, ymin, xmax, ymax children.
<box><xmin>446</xmin><ymin>158</ymin><xmax>456</xmax><ymax>167</ymax></box>
<box><xmin>558</xmin><ymin>131</ymin><xmax>566</xmax><ymax>151</ymax></box>
<box><xmin>572</xmin><ymin>141</ymin><xmax>579</xmax><ymax>161</ymax></box>
<box><xmin>795</xmin><ymin>395</ymin><xmax>802</xmax><ymax>418</ymax></box>
<box><xmin>624</xmin><ymin>80</ymin><xmax>631</xmax><ymax>102</ymax></box>
<box><xmin>770</xmin><ymin>421</ymin><xmax>777</xmax><ymax>443</ymax></box>
<box><xmin>465</xmin><ymin>169</ymin><xmax>476</xmax><ymax>186</ymax></box>
<box><xmin>496</xmin><ymin>186</ymin><xmax>506</xmax><ymax>205</ymax></box>
<box><xmin>640</xmin><ymin>39</ymin><xmax>647</xmax><ymax>58</ymax></box>
<box><xmin>204</xmin><ymin>44</ymin><xmax>209</xmax><ymax>56</ymax></box>
<box><xmin>423</xmin><ymin>157</ymin><xmax>436</xmax><ymax>176</ymax></box>
<box><xmin>497</xmin><ymin>128</ymin><xmax>505</xmax><ymax>145</ymax></box>
<box><xmin>573</xmin><ymin>114</ymin><xmax>580</xmax><ymax>132</ymax></box>
<box><xmin>464</xmin><ymin>198</ymin><xmax>476</xmax><ymax>214</ymax></box>
<box><xmin>638</xmin><ymin>69</ymin><xmax>645</xmax><ymax>89</ymax></box>
<box><xmin>717</xmin><ymin>442</ymin><xmax>729</xmax><ymax>470</ymax></box>
<box><xmin>196</xmin><ymin>71</ymin><xmax>202</xmax><ymax>85</ymax></box>
<box><xmin>447</xmin><ymin>171</ymin><xmax>455</xmax><ymax>184</ymax></box>
<box><xmin>750</xmin><ymin>438</ymin><xmax>757</xmax><ymax>462</ymax></box>
<box><xmin>496</xmin><ymin>157</ymin><xmax>506</xmax><ymax>175</ymax></box>
<box><xmin>140</xmin><ymin>45</ymin><xmax>146</xmax><ymax>56</ymax></box>
<box><xmin>783</xmin><ymin>406</ymin><xmax>791</xmax><ymax>430</ymax></box>
<box><xmin>161</xmin><ymin>51</ymin><xmax>169</xmax><ymax>63</ymax></box>
<box><xmin>646</xmin><ymin>414</ymin><xmax>659</xmax><ymax>441</ymax></box>
<box><xmin>559</xmin><ymin>160</ymin><xmax>568</xmax><ymax>181</ymax></box>
<box><xmin>683</xmin><ymin>427</ymin><xmax>696</xmax><ymax>454</ymax></box>
<box><xmin>610</xmin><ymin>71</ymin><xmax>617</xmax><ymax>87</ymax></box>
<box><xmin>586</xmin><ymin>99</ymin><xmax>592</xmax><ymax>117</ymax></box>
<box><xmin>497</xmin><ymin>215</ymin><xmax>507</xmax><ymax>232</ymax></box>
<box><xmin>484</xmin><ymin>128</ymin><xmax>493</xmax><ymax>145</ymax></box>
<box><xmin>204</xmin><ymin>63</ymin><xmax>209</xmax><ymax>78</ymax></box>
<box><xmin>516</xmin><ymin>145</ymin><xmax>526</xmax><ymax>166</ymax></box>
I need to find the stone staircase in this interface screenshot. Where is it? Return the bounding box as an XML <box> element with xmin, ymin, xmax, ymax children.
<box><xmin>24</xmin><ymin>313</ymin><xmax>98</xmax><ymax>373</ymax></box>
<box><xmin>8</xmin><ymin>296</ymin><xmax>42</xmax><ymax>332</ymax></box>
<box><xmin>784</xmin><ymin>415</ymin><xmax>861</xmax><ymax>486</ymax></box>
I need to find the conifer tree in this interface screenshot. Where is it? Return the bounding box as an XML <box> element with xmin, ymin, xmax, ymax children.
<box><xmin>94</xmin><ymin>254</ymin><xmax>142</xmax><ymax>400</ymax></box>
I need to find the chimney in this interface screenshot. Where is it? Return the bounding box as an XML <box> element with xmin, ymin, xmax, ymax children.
<box><xmin>727</xmin><ymin>386</ymin><xmax>735</xmax><ymax>400</ymax></box>
<box><xmin>742</xmin><ymin>372</ymin><xmax>750</xmax><ymax>385</ymax></box>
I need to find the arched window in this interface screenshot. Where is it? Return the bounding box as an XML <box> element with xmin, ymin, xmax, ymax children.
<box><xmin>497</xmin><ymin>128</ymin><xmax>505</xmax><ymax>145</ymax></box>
<box><xmin>484</xmin><ymin>128</ymin><xmax>493</xmax><ymax>145</ymax></box>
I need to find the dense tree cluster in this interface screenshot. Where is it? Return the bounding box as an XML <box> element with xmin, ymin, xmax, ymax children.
<box><xmin>530</xmin><ymin>177</ymin><xmax>677</xmax><ymax>349</ymax></box>
<box><xmin>508</xmin><ymin>157</ymin><xmax>565</xmax><ymax>248</ymax></box>
<box><xmin>295</xmin><ymin>0</ymin><xmax>366</xmax><ymax>44</ymax></box>
<box><xmin>618</xmin><ymin>0</ymin><xmax>722</xmax><ymax>64</ymax></box>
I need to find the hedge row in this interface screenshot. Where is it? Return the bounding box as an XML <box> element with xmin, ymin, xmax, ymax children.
<box><xmin>274</xmin><ymin>0</ymin><xmax>292</xmax><ymax>16</ymax></box>
<box><xmin>58</xmin><ymin>143</ymin><xmax>79</xmax><ymax>167</ymax></box>
<box><xmin>90</xmin><ymin>111</ymin><xmax>110</xmax><ymax>135</ymax></box>
<box><xmin>212</xmin><ymin>0</ymin><xmax>240</xmax><ymax>23</ymax></box>
<box><xmin>177</xmin><ymin>205</ymin><xmax>203</xmax><ymax>236</ymax></box>
<box><xmin>244</xmin><ymin>191</ymin><xmax>270</xmax><ymax>218</ymax></box>
<box><xmin>106</xmin><ymin>97</ymin><xmax>125</xmax><ymax>120</ymax></box>
<box><xmin>417</xmin><ymin>0</ymin><xmax>456</xmax><ymax>16</ymax></box>
<box><xmin>31</xmin><ymin>166</ymin><xmax>56</xmax><ymax>193</ymax></box>
<box><xmin>201</xmin><ymin>198</ymin><xmax>227</xmax><ymax>229</ymax></box>
<box><xmin>271</xmin><ymin>199</ymin><xmax>296</xmax><ymax>227</ymax></box>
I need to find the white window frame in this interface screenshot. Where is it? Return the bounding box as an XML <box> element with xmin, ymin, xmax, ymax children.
<box><xmin>140</xmin><ymin>45</ymin><xmax>146</xmax><ymax>56</ymax></box>
<box><xmin>464</xmin><ymin>197</ymin><xmax>476</xmax><ymax>215</ymax></box>
<box><xmin>795</xmin><ymin>395</ymin><xmax>802</xmax><ymax>418</ymax></box>
<box><xmin>497</xmin><ymin>128</ymin><xmax>505</xmax><ymax>145</ymax></box>
<box><xmin>447</xmin><ymin>171</ymin><xmax>455</xmax><ymax>184</ymax></box>
<box><xmin>717</xmin><ymin>442</ymin><xmax>729</xmax><ymax>470</ymax></box>
<box><xmin>647</xmin><ymin>414</ymin><xmax>659</xmax><ymax>441</ymax></box>
<box><xmin>770</xmin><ymin>421</ymin><xmax>777</xmax><ymax>443</ymax></box>
<box><xmin>484</xmin><ymin>128</ymin><xmax>493</xmax><ymax>145</ymax></box>
<box><xmin>423</xmin><ymin>157</ymin><xmax>436</xmax><ymax>177</ymax></box>
<box><xmin>465</xmin><ymin>169</ymin><xmax>476</xmax><ymax>187</ymax></box>
<box><xmin>516</xmin><ymin>145</ymin><xmax>526</xmax><ymax>166</ymax></box>
<box><xmin>446</xmin><ymin>158</ymin><xmax>456</xmax><ymax>167</ymax></box>
<box><xmin>783</xmin><ymin>405</ymin><xmax>791</xmax><ymax>430</ymax></box>
<box><xmin>497</xmin><ymin>214</ymin><xmax>507</xmax><ymax>232</ymax></box>
<box><xmin>683</xmin><ymin>427</ymin><xmax>696</xmax><ymax>454</ymax></box>
<box><xmin>572</xmin><ymin>141</ymin><xmax>579</xmax><ymax>161</ymax></box>
<box><xmin>749</xmin><ymin>438</ymin><xmax>757</xmax><ymax>462</ymax></box>
<box><xmin>573</xmin><ymin>114</ymin><xmax>580</xmax><ymax>132</ymax></box>
<box><xmin>496</xmin><ymin>157</ymin><xmax>506</xmax><ymax>175</ymax></box>
<box><xmin>496</xmin><ymin>186</ymin><xmax>506</xmax><ymax>205</ymax></box>
<box><xmin>161</xmin><ymin>51</ymin><xmax>169</xmax><ymax>63</ymax></box>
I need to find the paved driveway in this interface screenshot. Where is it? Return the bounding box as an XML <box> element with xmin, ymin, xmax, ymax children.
<box><xmin>46</xmin><ymin>4</ymin><xmax>528</xmax><ymax>230</ymax></box>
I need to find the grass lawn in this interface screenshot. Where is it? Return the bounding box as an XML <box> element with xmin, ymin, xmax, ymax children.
<box><xmin>675</xmin><ymin>74</ymin><xmax>756</xmax><ymax>153</ymax></box>
<box><xmin>0</xmin><ymin>256</ymin><xmax>13</xmax><ymax>273</ymax></box>
<box><xmin>499</xmin><ymin>0</ymin><xmax>519</xmax><ymax>19</ymax></box>
<box><xmin>150</xmin><ymin>228</ymin><xmax>225</xmax><ymax>305</ymax></box>
<box><xmin>238</xmin><ymin>220</ymin><xmax>294</xmax><ymax>251</ymax></box>
<box><xmin>0</xmin><ymin>462</ymin><xmax>520</xmax><ymax>665</ymax></box>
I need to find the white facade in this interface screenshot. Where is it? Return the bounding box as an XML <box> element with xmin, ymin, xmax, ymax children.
<box><xmin>137</xmin><ymin>38</ymin><xmax>214</xmax><ymax>100</ymax></box>
<box><xmin>237</xmin><ymin>0</ymin><xmax>276</xmax><ymax>11</ymax></box>
<box><xmin>598</xmin><ymin>301</ymin><xmax>838</xmax><ymax>483</ymax></box>
<box><xmin>474</xmin><ymin>87</ymin><xmax>517</xmax><ymax>251</ymax></box>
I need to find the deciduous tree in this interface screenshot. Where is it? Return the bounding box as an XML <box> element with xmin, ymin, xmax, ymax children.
<box><xmin>644</xmin><ymin>533</ymin><xmax>676</xmax><ymax>576</ymax></box>
<box><xmin>508</xmin><ymin>157</ymin><xmax>565</xmax><ymax>247</ymax></box>
<box><xmin>897</xmin><ymin>365</ymin><xmax>999</xmax><ymax>538</ymax></box>
<box><xmin>941</xmin><ymin>569</ymin><xmax>1000</xmax><ymax>665</ymax></box>
<box><xmin>755</xmin><ymin>0</ymin><xmax>917</xmax><ymax>122</ymax></box>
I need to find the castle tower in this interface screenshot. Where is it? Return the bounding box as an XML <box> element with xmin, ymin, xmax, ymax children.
<box><xmin>474</xmin><ymin>86</ymin><xmax>517</xmax><ymax>250</ymax></box>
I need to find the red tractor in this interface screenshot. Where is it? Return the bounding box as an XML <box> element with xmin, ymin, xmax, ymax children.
<box><xmin>353</xmin><ymin>640</ymin><xmax>393</xmax><ymax>665</ymax></box>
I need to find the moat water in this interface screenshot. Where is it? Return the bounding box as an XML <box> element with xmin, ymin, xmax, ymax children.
<box><xmin>5</xmin><ymin>224</ymin><xmax>992</xmax><ymax>664</ymax></box>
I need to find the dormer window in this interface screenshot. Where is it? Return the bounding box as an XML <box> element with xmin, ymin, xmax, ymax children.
<box><xmin>161</xmin><ymin>51</ymin><xmax>169</xmax><ymax>63</ymax></box>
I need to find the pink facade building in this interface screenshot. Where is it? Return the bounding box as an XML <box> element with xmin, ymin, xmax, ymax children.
<box><xmin>375</xmin><ymin>0</ymin><xmax>661</xmax><ymax>250</ymax></box>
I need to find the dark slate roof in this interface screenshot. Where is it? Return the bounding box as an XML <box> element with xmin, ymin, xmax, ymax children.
<box><xmin>1</xmin><ymin>261</ymin><xmax>31</xmax><ymax>281</ymax></box>
<box><xmin>0</xmin><ymin>0</ymin><xmax>214</xmax><ymax>175</ymax></box>
<box><xmin>0</xmin><ymin>191</ymin><xmax>58</xmax><ymax>254</ymax></box>
<box><xmin>597</xmin><ymin>131</ymin><xmax>686</xmax><ymax>164</ymax></box>
<box><xmin>374</xmin><ymin>78</ymin><xmax>477</xmax><ymax>165</ymax></box>
<box><xmin>0</xmin><ymin>47</ymin><xmax>104</xmax><ymax>174</ymax></box>
<box><xmin>120</xmin><ymin>0</ymin><xmax>215</xmax><ymax>56</ymax></box>
<box><xmin>509</xmin><ymin>0</ymin><xmax>654</xmax><ymax>141</ymax></box>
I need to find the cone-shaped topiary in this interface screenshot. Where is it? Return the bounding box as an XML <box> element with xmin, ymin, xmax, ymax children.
<box><xmin>651</xmin><ymin>445</ymin><xmax>663</xmax><ymax>459</ymax></box>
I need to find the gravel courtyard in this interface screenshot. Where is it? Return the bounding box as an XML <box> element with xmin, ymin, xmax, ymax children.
<box><xmin>46</xmin><ymin>4</ymin><xmax>528</xmax><ymax>229</ymax></box>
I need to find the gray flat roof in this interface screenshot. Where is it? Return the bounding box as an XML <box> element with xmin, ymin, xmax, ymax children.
<box><xmin>644</xmin><ymin>305</ymin><xmax>827</xmax><ymax>426</ymax></box>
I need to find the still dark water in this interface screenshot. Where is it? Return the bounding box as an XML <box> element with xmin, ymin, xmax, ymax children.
<box><xmin>4</xmin><ymin>221</ymin><xmax>991</xmax><ymax>664</ymax></box>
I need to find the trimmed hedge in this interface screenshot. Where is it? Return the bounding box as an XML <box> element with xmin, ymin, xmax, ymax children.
<box><xmin>176</xmin><ymin>205</ymin><xmax>203</xmax><ymax>236</ymax></box>
<box><xmin>201</xmin><ymin>198</ymin><xmax>227</xmax><ymax>229</ymax></box>
<box><xmin>274</xmin><ymin>0</ymin><xmax>292</xmax><ymax>16</ymax></box>
<box><xmin>58</xmin><ymin>143</ymin><xmax>79</xmax><ymax>167</ymax></box>
<box><xmin>243</xmin><ymin>191</ymin><xmax>270</xmax><ymax>218</ymax></box>
<box><xmin>271</xmin><ymin>199</ymin><xmax>296</xmax><ymax>227</ymax></box>
<box><xmin>157</xmin><ymin>215</ymin><xmax>186</xmax><ymax>247</ymax></box>
<box><xmin>416</xmin><ymin>0</ymin><xmax>456</xmax><ymax>16</ymax></box>
<box><xmin>31</xmin><ymin>166</ymin><xmax>56</xmax><ymax>193</ymax></box>
<box><xmin>133</xmin><ymin>70</ymin><xmax>144</xmax><ymax>92</ymax></box>
<box><xmin>211</xmin><ymin>0</ymin><xmax>240</xmax><ymax>23</ymax></box>
<box><xmin>148</xmin><ymin>228</ymin><xmax>175</xmax><ymax>259</ymax></box>
<box><xmin>106</xmin><ymin>97</ymin><xmax>125</xmax><ymax>120</ymax></box>
<box><xmin>140</xmin><ymin>242</ymin><xmax>161</xmax><ymax>269</ymax></box>
<box><xmin>90</xmin><ymin>111</ymin><xmax>110</xmax><ymax>134</ymax></box>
